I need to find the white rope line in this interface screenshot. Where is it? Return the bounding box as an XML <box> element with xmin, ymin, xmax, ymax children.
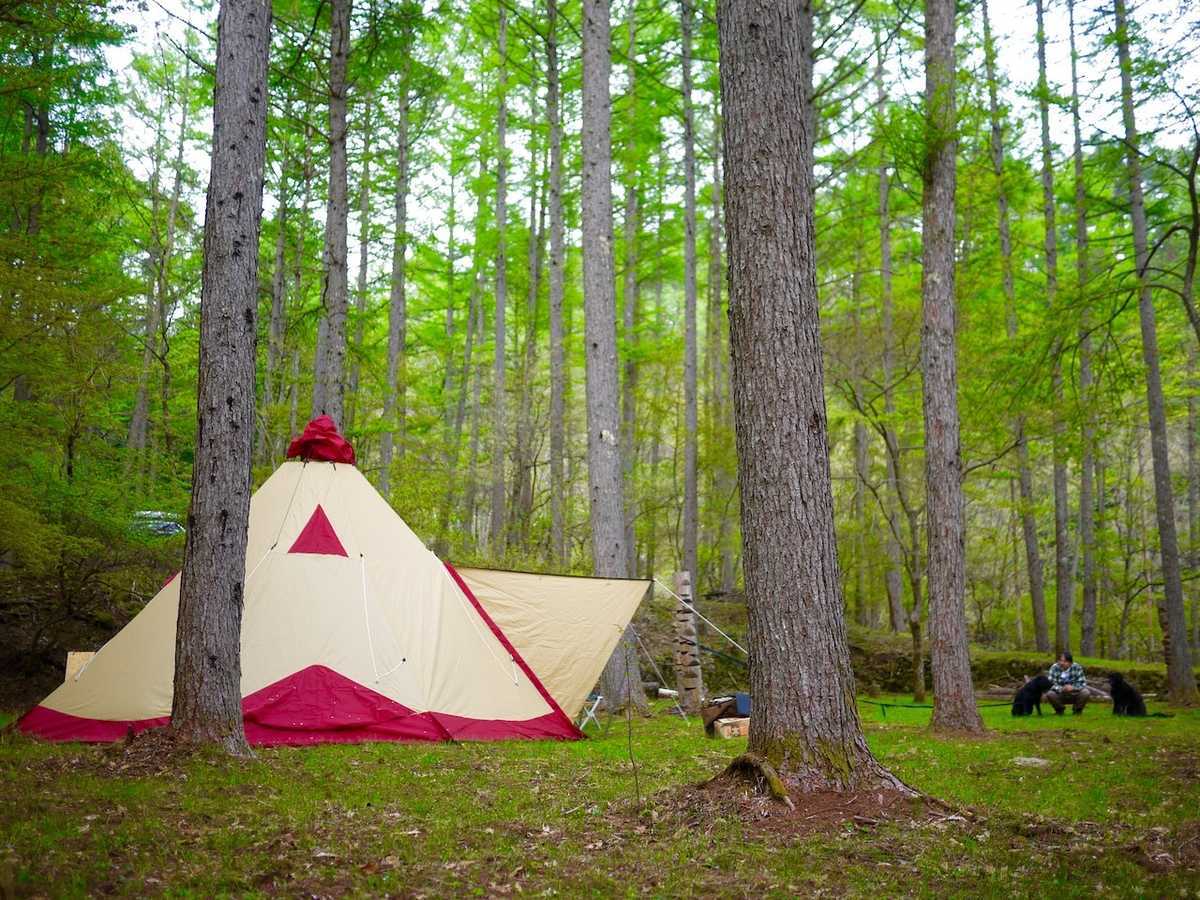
<box><xmin>629</xmin><ymin>625</ymin><xmax>689</xmax><ymax>722</ymax></box>
<box><xmin>446</xmin><ymin>568</ymin><xmax>519</xmax><ymax>686</ymax></box>
<box><xmin>652</xmin><ymin>577</ymin><xmax>748</xmax><ymax>656</ymax></box>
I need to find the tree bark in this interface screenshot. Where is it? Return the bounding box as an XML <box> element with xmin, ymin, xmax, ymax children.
<box><xmin>583</xmin><ymin>0</ymin><xmax>643</xmax><ymax>710</ymax></box>
<box><xmin>546</xmin><ymin>0</ymin><xmax>566</xmax><ymax>567</ymax></box>
<box><xmin>380</xmin><ymin>73</ymin><xmax>410</xmax><ymax>498</ymax></box>
<box><xmin>922</xmin><ymin>0</ymin><xmax>983</xmax><ymax>733</ymax></box>
<box><xmin>312</xmin><ymin>0</ymin><xmax>351</xmax><ymax>427</ymax></box>
<box><xmin>490</xmin><ymin>5</ymin><xmax>510</xmax><ymax>558</ymax></box>
<box><xmin>621</xmin><ymin>8</ymin><xmax>639</xmax><ymax>577</ymax></box>
<box><xmin>708</xmin><ymin>96</ymin><xmax>736</xmax><ymax>595</ymax></box>
<box><xmin>1069</xmin><ymin>0</ymin><xmax>1098</xmax><ymax>656</ymax></box>
<box><xmin>1114</xmin><ymin>0</ymin><xmax>1198</xmax><ymax>704</ymax></box>
<box><xmin>681</xmin><ymin>0</ymin><xmax>700</xmax><ymax>604</ymax></box>
<box><xmin>717</xmin><ymin>0</ymin><xmax>906</xmax><ymax>792</ymax></box>
<box><xmin>171</xmin><ymin>0</ymin><xmax>271</xmax><ymax>755</ymax></box>
<box><xmin>259</xmin><ymin>166</ymin><xmax>288</xmax><ymax>465</ymax></box>
<box><xmin>981</xmin><ymin>0</ymin><xmax>1049</xmax><ymax>653</ymax></box>
<box><xmin>346</xmin><ymin>89</ymin><xmax>374</xmax><ymax>436</ymax></box>
<box><xmin>875</xmin><ymin>35</ymin><xmax>905</xmax><ymax>635</ymax></box>
<box><xmin>1035</xmin><ymin>0</ymin><xmax>1072</xmax><ymax>656</ymax></box>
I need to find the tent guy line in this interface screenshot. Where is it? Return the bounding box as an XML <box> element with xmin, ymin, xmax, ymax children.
<box><xmin>652</xmin><ymin>578</ymin><xmax>748</xmax><ymax>656</ymax></box>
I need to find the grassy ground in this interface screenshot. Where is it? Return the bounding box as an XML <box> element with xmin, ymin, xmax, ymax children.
<box><xmin>2</xmin><ymin>698</ymin><xmax>1198</xmax><ymax>898</ymax></box>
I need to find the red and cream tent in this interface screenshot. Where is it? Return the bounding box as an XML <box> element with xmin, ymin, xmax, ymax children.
<box><xmin>19</xmin><ymin>417</ymin><xmax>649</xmax><ymax>746</ymax></box>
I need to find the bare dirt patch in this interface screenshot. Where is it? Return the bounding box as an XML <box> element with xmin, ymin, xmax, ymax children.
<box><xmin>651</xmin><ymin>770</ymin><xmax>952</xmax><ymax>840</ymax></box>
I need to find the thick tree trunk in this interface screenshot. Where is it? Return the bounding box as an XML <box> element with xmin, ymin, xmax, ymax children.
<box><xmin>1069</xmin><ymin>0</ymin><xmax>1098</xmax><ymax>656</ymax></box>
<box><xmin>490</xmin><ymin>6</ymin><xmax>509</xmax><ymax>558</ymax></box>
<box><xmin>922</xmin><ymin>0</ymin><xmax>983</xmax><ymax>734</ymax></box>
<box><xmin>1114</xmin><ymin>0</ymin><xmax>1198</xmax><ymax>704</ymax></box>
<box><xmin>172</xmin><ymin>0</ymin><xmax>271</xmax><ymax>755</ymax></box>
<box><xmin>583</xmin><ymin>0</ymin><xmax>643</xmax><ymax>710</ymax></box>
<box><xmin>546</xmin><ymin>0</ymin><xmax>566</xmax><ymax>566</ymax></box>
<box><xmin>717</xmin><ymin>0</ymin><xmax>906</xmax><ymax>792</ymax></box>
<box><xmin>981</xmin><ymin>0</ymin><xmax>1048</xmax><ymax>653</ymax></box>
<box><xmin>380</xmin><ymin>77</ymin><xmax>410</xmax><ymax>498</ymax></box>
<box><xmin>1035</xmin><ymin>0</ymin><xmax>1072</xmax><ymax>656</ymax></box>
<box><xmin>312</xmin><ymin>0</ymin><xmax>351</xmax><ymax>427</ymax></box>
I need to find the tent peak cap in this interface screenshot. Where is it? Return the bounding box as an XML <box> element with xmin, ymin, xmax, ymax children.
<box><xmin>286</xmin><ymin>415</ymin><xmax>355</xmax><ymax>465</ymax></box>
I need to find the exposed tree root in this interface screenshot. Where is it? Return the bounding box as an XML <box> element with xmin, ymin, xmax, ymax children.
<box><xmin>715</xmin><ymin>753</ymin><xmax>795</xmax><ymax>808</ymax></box>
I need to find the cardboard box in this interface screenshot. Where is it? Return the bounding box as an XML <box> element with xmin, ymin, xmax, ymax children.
<box><xmin>712</xmin><ymin>717</ymin><xmax>750</xmax><ymax>739</ymax></box>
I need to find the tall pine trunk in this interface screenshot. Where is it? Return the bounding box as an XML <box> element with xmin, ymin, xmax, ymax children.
<box><xmin>1035</xmin><ymin>0</ymin><xmax>1072</xmax><ymax>656</ymax></box>
<box><xmin>346</xmin><ymin>90</ymin><xmax>373</xmax><ymax>436</ymax></box>
<box><xmin>681</xmin><ymin>0</ymin><xmax>700</xmax><ymax>603</ymax></box>
<box><xmin>621</xmin><ymin>8</ymin><xmax>639</xmax><ymax>577</ymax></box>
<box><xmin>312</xmin><ymin>0</ymin><xmax>351</xmax><ymax>427</ymax></box>
<box><xmin>546</xmin><ymin>0</ymin><xmax>567</xmax><ymax>566</ymax></box>
<box><xmin>922</xmin><ymin>0</ymin><xmax>983</xmax><ymax>734</ymax></box>
<box><xmin>717</xmin><ymin>0</ymin><xmax>907</xmax><ymax>793</ymax></box>
<box><xmin>171</xmin><ymin>0</ymin><xmax>271</xmax><ymax>755</ymax></box>
<box><xmin>583</xmin><ymin>0</ymin><xmax>643</xmax><ymax>711</ymax></box>
<box><xmin>490</xmin><ymin>6</ymin><xmax>509</xmax><ymax>558</ymax></box>
<box><xmin>1069</xmin><ymin>0</ymin><xmax>1098</xmax><ymax>656</ymax></box>
<box><xmin>1114</xmin><ymin>0</ymin><xmax>1198</xmax><ymax>705</ymax></box>
<box><xmin>380</xmin><ymin>73</ymin><xmax>410</xmax><ymax>498</ymax></box>
<box><xmin>981</xmin><ymin>0</ymin><xmax>1049</xmax><ymax>652</ymax></box>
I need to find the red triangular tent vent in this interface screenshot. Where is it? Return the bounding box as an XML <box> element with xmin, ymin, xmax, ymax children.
<box><xmin>288</xmin><ymin>505</ymin><xmax>348</xmax><ymax>557</ymax></box>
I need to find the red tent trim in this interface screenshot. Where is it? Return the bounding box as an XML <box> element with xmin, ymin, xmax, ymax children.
<box><xmin>443</xmin><ymin>562</ymin><xmax>583</xmax><ymax>740</ymax></box>
<box><xmin>287</xmin><ymin>505</ymin><xmax>348</xmax><ymax>557</ymax></box>
<box><xmin>17</xmin><ymin>664</ymin><xmax>580</xmax><ymax>746</ymax></box>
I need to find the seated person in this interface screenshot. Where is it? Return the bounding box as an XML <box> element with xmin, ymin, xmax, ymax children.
<box><xmin>1045</xmin><ymin>652</ymin><xmax>1089</xmax><ymax>715</ymax></box>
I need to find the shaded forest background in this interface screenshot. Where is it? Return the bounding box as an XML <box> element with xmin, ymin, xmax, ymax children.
<box><xmin>2</xmin><ymin>0</ymin><xmax>1199</xmax><ymax>688</ymax></box>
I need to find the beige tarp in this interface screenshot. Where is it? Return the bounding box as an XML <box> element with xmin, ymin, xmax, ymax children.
<box><xmin>456</xmin><ymin>568</ymin><xmax>651</xmax><ymax>719</ymax></box>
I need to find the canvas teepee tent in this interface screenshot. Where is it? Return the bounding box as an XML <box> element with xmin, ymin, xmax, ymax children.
<box><xmin>19</xmin><ymin>417</ymin><xmax>649</xmax><ymax>745</ymax></box>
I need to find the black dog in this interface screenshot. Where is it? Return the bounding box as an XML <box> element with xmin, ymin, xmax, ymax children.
<box><xmin>1012</xmin><ymin>674</ymin><xmax>1053</xmax><ymax>716</ymax></box>
<box><xmin>1108</xmin><ymin>672</ymin><xmax>1148</xmax><ymax>716</ymax></box>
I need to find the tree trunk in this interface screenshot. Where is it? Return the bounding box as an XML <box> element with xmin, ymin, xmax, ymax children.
<box><xmin>346</xmin><ymin>90</ymin><xmax>373</xmax><ymax>436</ymax></box>
<box><xmin>312</xmin><ymin>0</ymin><xmax>351</xmax><ymax>427</ymax></box>
<box><xmin>981</xmin><ymin>0</ymin><xmax>1048</xmax><ymax>653</ymax></box>
<box><xmin>512</xmin><ymin>130</ymin><xmax>546</xmax><ymax>551</ymax></box>
<box><xmin>171</xmin><ymin>0</ymin><xmax>271</xmax><ymax>755</ymax></box>
<box><xmin>259</xmin><ymin>174</ymin><xmax>288</xmax><ymax>465</ymax></box>
<box><xmin>490</xmin><ymin>5</ymin><xmax>510</xmax><ymax>558</ymax></box>
<box><xmin>546</xmin><ymin>0</ymin><xmax>566</xmax><ymax>567</ymax></box>
<box><xmin>1035</xmin><ymin>0</ymin><xmax>1072</xmax><ymax>656</ymax></box>
<box><xmin>922</xmin><ymin>0</ymin><xmax>983</xmax><ymax>734</ymax></box>
<box><xmin>1069</xmin><ymin>0</ymin><xmax>1098</xmax><ymax>656</ymax></box>
<box><xmin>1114</xmin><ymin>0</ymin><xmax>1198</xmax><ymax>704</ymax></box>
<box><xmin>380</xmin><ymin>75</ymin><xmax>410</xmax><ymax>498</ymax></box>
<box><xmin>681</xmin><ymin>0</ymin><xmax>700</xmax><ymax>604</ymax></box>
<box><xmin>708</xmin><ymin>96</ymin><xmax>735</xmax><ymax>595</ymax></box>
<box><xmin>717</xmin><ymin>0</ymin><xmax>906</xmax><ymax>792</ymax></box>
<box><xmin>621</xmin><ymin>8</ymin><xmax>639</xmax><ymax>577</ymax></box>
<box><xmin>875</xmin><ymin>38</ymin><xmax>905</xmax><ymax>634</ymax></box>
<box><xmin>583</xmin><ymin>0</ymin><xmax>643</xmax><ymax>710</ymax></box>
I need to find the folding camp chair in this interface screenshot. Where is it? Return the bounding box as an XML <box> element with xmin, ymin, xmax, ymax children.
<box><xmin>578</xmin><ymin>693</ymin><xmax>604</xmax><ymax>732</ymax></box>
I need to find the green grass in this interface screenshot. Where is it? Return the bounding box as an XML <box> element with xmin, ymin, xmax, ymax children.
<box><xmin>2</xmin><ymin>698</ymin><xmax>1198</xmax><ymax>897</ymax></box>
